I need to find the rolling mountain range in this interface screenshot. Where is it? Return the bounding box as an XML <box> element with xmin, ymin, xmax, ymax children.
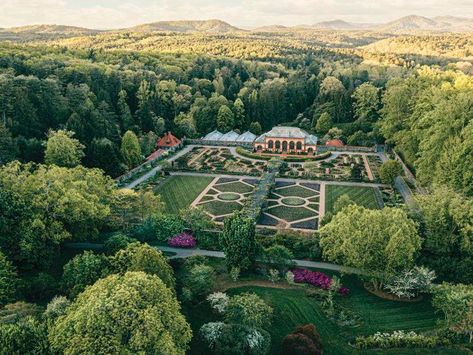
<box><xmin>301</xmin><ymin>15</ymin><xmax>473</xmax><ymax>33</ymax></box>
<box><xmin>1</xmin><ymin>15</ymin><xmax>472</xmax><ymax>42</ymax></box>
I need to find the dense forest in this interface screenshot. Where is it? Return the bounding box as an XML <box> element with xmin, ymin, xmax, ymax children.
<box><xmin>1</xmin><ymin>24</ymin><xmax>473</xmax><ymax>354</ymax></box>
<box><xmin>0</xmin><ymin>42</ymin><xmax>400</xmax><ymax>176</ymax></box>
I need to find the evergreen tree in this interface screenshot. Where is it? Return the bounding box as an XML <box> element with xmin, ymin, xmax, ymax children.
<box><xmin>233</xmin><ymin>98</ymin><xmax>246</xmax><ymax>130</ymax></box>
<box><xmin>117</xmin><ymin>90</ymin><xmax>134</xmax><ymax>131</ymax></box>
<box><xmin>216</xmin><ymin>105</ymin><xmax>235</xmax><ymax>132</ymax></box>
<box><xmin>0</xmin><ymin>123</ymin><xmax>17</xmax><ymax>165</ymax></box>
<box><xmin>221</xmin><ymin>212</ymin><xmax>256</xmax><ymax>272</ymax></box>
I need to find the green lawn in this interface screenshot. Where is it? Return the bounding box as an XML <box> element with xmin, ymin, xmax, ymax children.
<box><xmin>325</xmin><ymin>184</ymin><xmax>380</xmax><ymax>213</ymax></box>
<box><xmin>186</xmin><ymin>281</ymin><xmax>465</xmax><ymax>355</ymax></box>
<box><xmin>213</xmin><ymin>181</ymin><xmax>254</xmax><ymax>194</ymax></box>
<box><xmin>267</xmin><ymin>205</ymin><xmax>315</xmax><ymax>222</ymax></box>
<box><xmin>180</xmin><ymin>257</ymin><xmax>468</xmax><ymax>355</ymax></box>
<box><xmin>202</xmin><ymin>200</ymin><xmax>243</xmax><ymax>216</ymax></box>
<box><xmin>154</xmin><ymin>175</ymin><xmax>213</xmax><ymax>214</ymax></box>
<box><xmin>275</xmin><ymin>185</ymin><xmax>318</xmax><ymax>198</ymax></box>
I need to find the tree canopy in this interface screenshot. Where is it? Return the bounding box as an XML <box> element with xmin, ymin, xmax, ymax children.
<box><xmin>49</xmin><ymin>272</ymin><xmax>192</xmax><ymax>354</ymax></box>
<box><xmin>319</xmin><ymin>205</ymin><xmax>421</xmax><ymax>288</ymax></box>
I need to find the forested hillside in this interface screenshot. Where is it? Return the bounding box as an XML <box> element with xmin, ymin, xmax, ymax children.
<box><xmin>0</xmin><ymin>43</ymin><xmax>397</xmax><ymax>176</ymax></box>
<box><xmin>1</xmin><ymin>15</ymin><xmax>473</xmax><ymax>354</ymax></box>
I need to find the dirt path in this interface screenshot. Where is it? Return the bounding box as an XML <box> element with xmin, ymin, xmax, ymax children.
<box><xmin>363</xmin><ymin>155</ymin><xmax>374</xmax><ymax>181</ymax></box>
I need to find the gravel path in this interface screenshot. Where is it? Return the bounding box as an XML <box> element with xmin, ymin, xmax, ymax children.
<box><xmin>65</xmin><ymin>243</ymin><xmax>361</xmax><ymax>274</ymax></box>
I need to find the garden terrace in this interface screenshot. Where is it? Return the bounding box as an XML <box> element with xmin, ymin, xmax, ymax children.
<box><xmin>279</xmin><ymin>153</ymin><xmax>373</xmax><ymax>183</ymax></box>
<box><xmin>259</xmin><ymin>180</ymin><xmax>321</xmax><ymax>231</ymax></box>
<box><xmin>173</xmin><ymin>147</ymin><xmax>266</xmax><ymax>175</ymax></box>
<box><xmin>325</xmin><ymin>184</ymin><xmax>381</xmax><ymax>214</ymax></box>
<box><xmin>192</xmin><ymin>177</ymin><xmax>257</xmax><ymax>221</ymax></box>
<box><xmin>366</xmin><ymin>154</ymin><xmax>384</xmax><ymax>183</ymax></box>
<box><xmin>153</xmin><ymin>175</ymin><xmax>214</xmax><ymax>214</ymax></box>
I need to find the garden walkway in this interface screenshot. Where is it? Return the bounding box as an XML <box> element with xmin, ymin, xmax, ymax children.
<box><xmin>157</xmin><ymin>246</ymin><xmax>363</xmax><ymax>274</ymax></box>
<box><xmin>124</xmin><ymin>145</ymin><xmax>194</xmax><ymax>189</ymax></box>
<box><xmin>171</xmin><ymin>171</ymin><xmax>388</xmax><ymax>188</ymax></box>
<box><xmin>64</xmin><ymin>243</ymin><xmax>361</xmax><ymax>274</ymax></box>
<box><xmin>378</xmin><ymin>152</ymin><xmax>416</xmax><ymax>208</ymax></box>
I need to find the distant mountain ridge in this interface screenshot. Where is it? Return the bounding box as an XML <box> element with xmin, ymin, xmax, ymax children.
<box><xmin>0</xmin><ymin>24</ymin><xmax>102</xmax><ymax>41</ymax></box>
<box><xmin>311</xmin><ymin>15</ymin><xmax>473</xmax><ymax>33</ymax></box>
<box><xmin>124</xmin><ymin>19</ymin><xmax>243</xmax><ymax>33</ymax></box>
<box><xmin>0</xmin><ymin>15</ymin><xmax>472</xmax><ymax>42</ymax></box>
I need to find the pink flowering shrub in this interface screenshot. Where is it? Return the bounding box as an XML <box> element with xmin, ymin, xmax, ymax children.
<box><xmin>292</xmin><ymin>268</ymin><xmax>349</xmax><ymax>295</ymax></box>
<box><xmin>168</xmin><ymin>231</ymin><xmax>196</xmax><ymax>248</ymax></box>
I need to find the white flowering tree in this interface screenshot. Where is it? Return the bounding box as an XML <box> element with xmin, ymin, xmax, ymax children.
<box><xmin>385</xmin><ymin>266</ymin><xmax>436</xmax><ymax>299</ymax></box>
<box><xmin>207</xmin><ymin>292</ymin><xmax>229</xmax><ymax>314</ymax></box>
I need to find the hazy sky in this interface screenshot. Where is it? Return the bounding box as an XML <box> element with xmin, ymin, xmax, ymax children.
<box><xmin>2</xmin><ymin>0</ymin><xmax>472</xmax><ymax>29</ymax></box>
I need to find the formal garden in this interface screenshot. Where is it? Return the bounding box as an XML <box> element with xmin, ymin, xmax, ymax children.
<box><xmin>258</xmin><ymin>181</ymin><xmax>321</xmax><ymax>231</ymax></box>
<box><xmin>173</xmin><ymin>147</ymin><xmax>267</xmax><ymax>175</ymax></box>
<box><xmin>192</xmin><ymin>177</ymin><xmax>258</xmax><ymax>222</ymax></box>
<box><xmin>279</xmin><ymin>153</ymin><xmax>375</xmax><ymax>183</ymax></box>
<box><xmin>324</xmin><ymin>184</ymin><xmax>382</xmax><ymax>213</ymax></box>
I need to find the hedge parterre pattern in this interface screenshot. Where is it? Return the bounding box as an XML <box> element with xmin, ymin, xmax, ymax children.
<box><xmin>259</xmin><ymin>180</ymin><xmax>321</xmax><ymax>231</ymax></box>
<box><xmin>193</xmin><ymin>177</ymin><xmax>257</xmax><ymax>221</ymax></box>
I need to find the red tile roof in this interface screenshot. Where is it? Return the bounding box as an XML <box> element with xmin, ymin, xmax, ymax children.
<box><xmin>156</xmin><ymin>132</ymin><xmax>181</xmax><ymax>148</ymax></box>
<box><xmin>325</xmin><ymin>139</ymin><xmax>344</xmax><ymax>147</ymax></box>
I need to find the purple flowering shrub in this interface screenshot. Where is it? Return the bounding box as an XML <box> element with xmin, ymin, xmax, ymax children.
<box><xmin>291</xmin><ymin>268</ymin><xmax>349</xmax><ymax>295</ymax></box>
<box><xmin>167</xmin><ymin>231</ymin><xmax>196</xmax><ymax>248</ymax></box>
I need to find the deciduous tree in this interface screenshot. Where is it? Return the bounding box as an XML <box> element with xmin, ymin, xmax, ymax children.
<box><xmin>49</xmin><ymin>272</ymin><xmax>192</xmax><ymax>354</ymax></box>
<box><xmin>44</xmin><ymin>130</ymin><xmax>85</xmax><ymax>168</ymax></box>
<box><xmin>120</xmin><ymin>130</ymin><xmax>142</xmax><ymax>169</ymax></box>
<box><xmin>319</xmin><ymin>205</ymin><xmax>420</xmax><ymax>289</ymax></box>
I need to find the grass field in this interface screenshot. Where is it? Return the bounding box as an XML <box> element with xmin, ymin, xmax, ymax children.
<box><xmin>213</xmin><ymin>181</ymin><xmax>254</xmax><ymax>193</ymax></box>
<box><xmin>325</xmin><ymin>184</ymin><xmax>381</xmax><ymax>213</ymax></box>
<box><xmin>154</xmin><ymin>175</ymin><xmax>213</xmax><ymax>214</ymax></box>
<box><xmin>184</xmin><ymin>267</ymin><xmax>467</xmax><ymax>355</ymax></box>
<box><xmin>267</xmin><ymin>205</ymin><xmax>315</xmax><ymax>222</ymax></box>
<box><xmin>276</xmin><ymin>185</ymin><xmax>318</xmax><ymax>198</ymax></box>
<box><xmin>202</xmin><ymin>200</ymin><xmax>243</xmax><ymax>216</ymax></box>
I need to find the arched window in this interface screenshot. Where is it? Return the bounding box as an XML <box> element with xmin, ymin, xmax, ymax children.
<box><xmin>268</xmin><ymin>140</ymin><xmax>274</xmax><ymax>149</ymax></box>
<box><xmin>257</xmin><ymin>145</ymin><xmax>263</xmax><ymax>151</ymax></box>
<box><xmin>296</xmin><ymin>141</ymin><xmax>302</xmax><ymax>150</ymax></box>
<box><xmin>282</xmin><ymin>141</ymin><xmax>288</xmax><ymax>151</ymax></box>
<box><xmin>289</xmin><ymin>141</ymin><xmax>295</xmax><ymax>150</ymax></box>
<box><xmin>308</xmin><ymin>147</ymin><xmax>314</xmax><ymax>153</ymax></box>
<box><xmin>275</xmin><ymin>141</ymin><xmax>281</xmax><ymax>150</ymax></box>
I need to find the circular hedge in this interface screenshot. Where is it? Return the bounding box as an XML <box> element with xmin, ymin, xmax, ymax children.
<box><xmin>281</xmin><ymin>197</ymin><xmax>306</xmax><ymax>206</ymax></box>
<box><xmin>218</xmin><ymin>193</ymin><xmax>240</xmax><ymax>201</ymax></box>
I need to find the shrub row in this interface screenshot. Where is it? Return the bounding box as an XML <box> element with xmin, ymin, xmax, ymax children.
<box><xmin>236</xmin><ymin>147</ymin><xmax>332</xmax><ymax>163</ymax></box>
<box><xmin>256</xmin><ymin>232</ymin><xmax>322</xmax><ymax>260</ymax></box>
<box><xmin>354</xmin><ymin>331</ymin><xmax>450</xmax><ymax>350</ymax></box>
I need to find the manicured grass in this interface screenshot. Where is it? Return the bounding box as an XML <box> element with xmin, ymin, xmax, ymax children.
<box><xmin>182</xmin><ymin>259</ymin><xmax>466</xmax><ymax>355</ymax></box>
<box><xmin>217</xmin><ymin>192</ymin><xmax>240</xmax><ymax>201</ymax></box>
<box><xmin>281</xmin><ymin>197</ymin><xmax>305</xmax><ymax>206</ymax></box>
<box><xmin>213</xmin><ymin>181</ymin><xmax>254</xmax><ymax>194</ymax></box>
<box><xmin>276</xmin><ymin>185</ymin><xmax>319</xmax><ymax>198</ymax></box>
<box><xmin>154</xmin><ymin>175</ymin><xmax>213</xmax><ymax>214</ymax></box>
<box><xmin>325</xmin><ymin>184</ymin><xmax>380</xmax><ymax>213</ymax></box>
<box><xmin>267</xmin><ymin>205</ymin><xmax>315</xmax><ymax>222</ymax></box>
<box><xmin>202</xmin><ymin>200</ymin><xmax>243</xmax><ymax>216</ymax></box>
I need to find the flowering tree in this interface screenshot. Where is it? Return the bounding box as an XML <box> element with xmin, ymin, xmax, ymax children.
<box><xmin>385</xmin><ymin>266</ymin><xmax>436</xmax><ymax>299</ymax></box>
<box><xmin>207</xmin><ymin>292</ymin><xmax>229</xmax><ymax>314</ymax></box>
